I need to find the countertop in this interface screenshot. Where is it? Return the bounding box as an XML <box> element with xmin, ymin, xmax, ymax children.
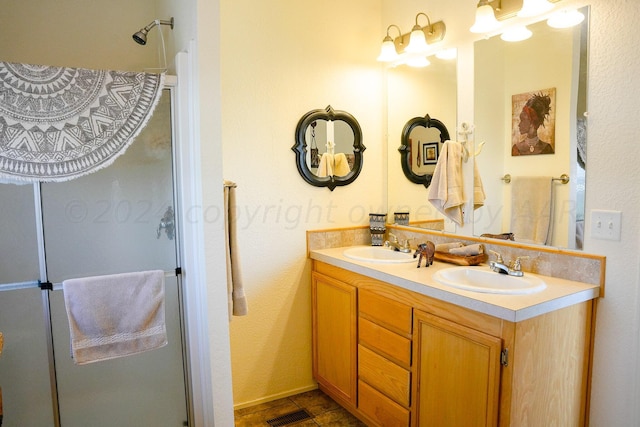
<box><xmin>310</xmin><ymin>246</ymin><xmax>600</xmax><ymax>322</ymax></box>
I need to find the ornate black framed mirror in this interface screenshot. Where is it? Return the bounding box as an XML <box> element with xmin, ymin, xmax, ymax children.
<box><xmin>292</xmin><ymin>105</ymin><xmax>365</xmax><ymax>191</ymax></box>
<box><xmin>398</xmin><ymin>114</ymin><xmax>450</xmax><ymax>188</ymax></box>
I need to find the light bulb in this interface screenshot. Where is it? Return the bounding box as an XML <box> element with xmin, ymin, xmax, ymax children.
<box><xmin>405</xmin><ymin>26</ymin><xmax>429</xmax><ymax>53</ymax></box>
<box><xmin>377</xmin><ymin>37</ymin><xmax>399</xmax><ymax>62</ymax></box>
<box><xmin>547</xmin><ymin>9</ymin><xmax>585</xmax><ymax>29</ymax></box>
<box><xmin>501</xmin><ymin>25</ymin><xmax>532</xmax><ymax>42</ymax></box>
<box><xmin>470</xmin><ymin>4</ymin><xmax>501</xmax><ymax>34</ymax></box>
<box><xmin>517</xmin><ymin>0</ymin><xmax>554</xmax><ymax>18</ymax></box>
<box><xmin>406</xmin><ymin>56</ymin><xmax>431</xmax><ymax>68</ymax></box>
<box><xmin>435</xmin><ymin>48</ymin><xmax>457</xmax><ymax>60</ymax></box>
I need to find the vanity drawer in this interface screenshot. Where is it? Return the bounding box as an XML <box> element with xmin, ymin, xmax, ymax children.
<box><xmin>358</xmin><ymin>380</ymin><xmax>410</xmax><ymax>427</ymax></box>
<box><xmin>358</xmin><ymin>345</ymin><xmax>410</xmax><ymax>407</ymax></box>
<box><xmin>359</xmin><ymin>317</ymin><xmax>411</xmax><ymax>368</ymax></box>
<box><xmin>359</xmin><ymin>289</ymin><xmax>412</xmax><ymax>337</ymax></box>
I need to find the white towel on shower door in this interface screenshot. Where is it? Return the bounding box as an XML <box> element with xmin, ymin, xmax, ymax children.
<box><xmin>62</xmin><ymin>270</ymin><xmax>167</xmax><ymax>365</ymax></box>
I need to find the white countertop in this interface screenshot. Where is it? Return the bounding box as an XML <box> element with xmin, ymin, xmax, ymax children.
<box><xmin>310</xmin><ymin>246</ymin><xmax>600</xmax><ymax>322</ymax></box>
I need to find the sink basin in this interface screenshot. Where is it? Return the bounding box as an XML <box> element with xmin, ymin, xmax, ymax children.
<box><xmin>343</xmin><ymin>246</ymin><xmax>414</xmax><ymax>264</ymax></box>
<box><xmin>433</xmin><ymin>266</ymin><xmax>546</xmax><ymax>295</ymax></box>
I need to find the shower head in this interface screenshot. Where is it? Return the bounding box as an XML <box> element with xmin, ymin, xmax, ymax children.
<box><xmin>132</xmin><ymin>17</ymin><xmax>174</xmax><ymax>45</ymax></box>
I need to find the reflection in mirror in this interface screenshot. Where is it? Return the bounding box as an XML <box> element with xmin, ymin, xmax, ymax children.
<box><xmin>292</xmin><ymin>105</ymin><xmax>365</xmax><ymax>191</ymax></box>
<box><xmin>473</xmin><ymin>7</ymin><xmax>589</xmax><ymax>250</ymax></box>
<box><xmin>304</xmin><ymin>119</ymin><xmax>355</xmax><ymax>177</ymax></box>
<box><xmin>399</xmin><ymin>115</ymin><xmax>450</xmax><ymax>187</ymax></box>
<box><xmin>387</xmin><ymin>54</ymin><xmax>457</xmax><ymax>227</ymax></box>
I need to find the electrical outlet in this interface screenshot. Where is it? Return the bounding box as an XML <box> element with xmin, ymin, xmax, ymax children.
<box><xmin>590</xmin><ymin>210</ymin><xmax>622</xmax><ymax>241</ymax></box>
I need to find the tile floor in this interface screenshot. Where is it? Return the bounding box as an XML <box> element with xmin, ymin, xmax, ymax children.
<box><xmin>234</xmin><ymin>389</ymin><xmax>367</xmax><ymax>426</ymax></box>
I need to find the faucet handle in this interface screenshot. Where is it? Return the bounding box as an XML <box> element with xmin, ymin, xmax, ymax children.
<box><xmin>388</xmin><ymin>233</ymin><xmax>398</xmax><ymax>242</ymax></box>
<box><xmin>512</xmin><ymin>256</ymin><xmax>530</xmax><ymax>272</ymax></box>
<box><xmin>488</xmin><ymin>250</ymin><xmax>503</xmax><ymax>263</ymax></box>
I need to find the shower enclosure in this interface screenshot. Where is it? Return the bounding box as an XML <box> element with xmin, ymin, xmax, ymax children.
<box><xmin>0</xmin><ymin>88</ymin><xmax>190</xmax><ymax>426</ymax></box>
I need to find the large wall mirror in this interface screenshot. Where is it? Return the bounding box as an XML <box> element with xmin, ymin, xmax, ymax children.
<box><xmin>387</xmin><ymin>55</ymin><xmax>457</xmax><ymax>224</ymax></box>
<box><xmin>473</xmin><ymin>7</ymin><xmax>589</xmax><ymax>250</ymax></box>
<box><xmin>385</xmin><ymin>7</ymin><xmax>589</xmax><ymax>250</ymax></box>
<box><xmin>292</xmin><ymin>105</ymin><xmax>365</xmax><ymax>191</ymax></box>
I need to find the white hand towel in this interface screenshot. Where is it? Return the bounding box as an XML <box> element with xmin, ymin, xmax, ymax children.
<box><xmin>510</xmin><ymin>176</ymin><xmax>553</xmax><ymax>245</ymax></box>
<box><xmin>428</xmin><ymin>141</ymin><xmax>465</xmax><ymax>226</ymax></box>
<box><xmin>62</xmin><ymin>270</ymin><xmax>167</xmax><ymax>365</ymax></box>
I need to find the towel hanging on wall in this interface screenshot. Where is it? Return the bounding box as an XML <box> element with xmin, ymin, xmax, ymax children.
<box><xmin>224</xmin><ymin>180</ymin><xmax>248</xmax><ymax>318</ymax></box>
<box><xmin>0</xmin><ymin>61</ymin><xmax>164</xmax><ymax>182</ymax></box>
<box><xmin>428</xmin><ymin>140</ymin><xmax>466</xmax><ymax>226</ymax></box>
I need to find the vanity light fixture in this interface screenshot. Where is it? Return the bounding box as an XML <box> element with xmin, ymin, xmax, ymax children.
<box><xmin>517</xmin><ymin>0</ymin><xmax>554</xmax><ymax>18</ymax></box>
<box><xmin>377</xmin><ymin>13</ymin><xmax>446</xmax><ymax>65</ymax></box>
<box><xmin>547</xmin><ymin>8</ymin><xmax>585</xmax><ymax>28</ymax></box>
<box><xmin>470</xmin><ymin>0</ymin><xmax>563</xmax><ymax>35</ymax></box>
<box><xmin>470</xmin><ymin>0</ymin><xmax>502</xmax><ymax>34</ymax></box>
<box><xmin>500</xmin><ymin>25</ymin><xmax>533</xmax><ymax>42</ymax></box>
<box><xmin>376</xmin><ymin>25</ymin><xmax>402</xmax><ymax>62</ymax></box>
<box><xmin>405</xmin><ymin>13</ymin><xmax>432</xmax><ymax>53</ymax></box>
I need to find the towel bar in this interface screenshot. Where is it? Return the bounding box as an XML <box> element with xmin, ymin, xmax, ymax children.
<box><xmin>501</xmin><ymin>173</ymin><xmax>569</xmax><ymax>185</ymax></box>
<box><xmin>553</xmin><ymin>174</ymin><xmax>570</xmax><ymax>184</ymax></box>
<box><xmin>49</xmin><ymin>269</ymin><xmax>179</xmax><ymax>291</ymax></box>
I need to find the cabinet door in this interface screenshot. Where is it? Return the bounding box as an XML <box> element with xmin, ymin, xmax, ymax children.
<box><xmin>412</xmin><ymin>310</ymin><xmax>502</xmax><ymax>427</ymax></box>
<box><xmin>312</xmin><ymin>272</ymin><xmax>357</xmax><ymax>405</ymax></box>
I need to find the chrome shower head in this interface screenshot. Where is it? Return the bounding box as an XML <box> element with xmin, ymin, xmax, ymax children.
<box><xmin>132</xmin><ymin>17</ymin><xmax>174</xmax><ymax>45</ymax></box>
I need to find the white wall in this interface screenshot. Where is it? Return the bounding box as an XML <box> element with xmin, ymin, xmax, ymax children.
<box><xmin>582</xmin><ymin>1</ymin><xmax>640</xmax><ymax>424</ymax></box>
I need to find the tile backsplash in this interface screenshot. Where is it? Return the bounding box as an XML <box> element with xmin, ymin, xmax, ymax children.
<box><xmin>307</xmin><ymin>225</ymin><xmax>605</xmax><ymax>292</ymax></box>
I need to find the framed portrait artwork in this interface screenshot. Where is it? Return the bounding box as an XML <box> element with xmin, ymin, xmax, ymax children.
<box><xmin>511</xmin><ymin>88</ymin><xmax>556</xmax><ymax>156</ymax></box>
<box><xmin>422</xmin><ymin>142</ymin><xmax>439</xmax><ymax>165</ymax></box>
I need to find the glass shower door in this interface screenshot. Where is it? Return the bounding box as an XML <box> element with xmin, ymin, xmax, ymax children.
<box><xmin>39</xmin><ymin>90</ymin><xmax>189</xmax><ymax>427</ymax></box>
<box><xmin>0</xmin><ymin>183</ymin><xmax>56</xmax><ymax>427</ymax></box>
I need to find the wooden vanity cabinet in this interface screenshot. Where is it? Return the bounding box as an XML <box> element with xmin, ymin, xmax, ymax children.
<box><xmin>311</xmin><ymin>261</ymin><xmax>595</xmax><ymax>427</ymax></box>
<box><xmin>412</xmin><ymin>310</ymin><xmax>502</xmax><ymax>426</ymax></box>
<box><xmin>311</xmin><ymin>270</ymin><xmax>358</xmax><ymax>409</ymax></box>
<box><xmin>358</xmin><ymin>289</ymin><xmax>413</xmax><ymax>426</ymax></box>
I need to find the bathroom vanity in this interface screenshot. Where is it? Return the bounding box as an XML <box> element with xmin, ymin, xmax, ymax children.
<box><xmin>310</xmin><ymin>246</ymin><xmax>600</xmax><ymax>427</ymax></box>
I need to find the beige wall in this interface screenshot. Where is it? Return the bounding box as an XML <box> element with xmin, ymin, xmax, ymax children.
<box><xmin>220</xmin><ymin>0</ymin><xmax>385</xmax><ymax>407</ymax></box>
<box><xmin>0</xmin><ymin>0</ymin><xmax>159</xmax><ymax>70</ymax></box>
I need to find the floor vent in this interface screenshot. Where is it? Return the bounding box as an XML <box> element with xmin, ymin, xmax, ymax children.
<box><xmin>266</xmin><ymin>409</ymin><xmax>313</xmax><ymax>426</ymax></box>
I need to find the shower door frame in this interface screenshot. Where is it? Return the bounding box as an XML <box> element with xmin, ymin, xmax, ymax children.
<box><xmin>11</xmin><ymin>77</ymin><xmax>195</xmax><ymax>427</ymax></box>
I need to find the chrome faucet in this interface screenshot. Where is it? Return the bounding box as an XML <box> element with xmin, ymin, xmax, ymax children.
<box><xmin>488</xmin><ymin>250</ymin><xmax>529</xmax><ymax>277</ymax></box>
<box><xmin>384</xmin><ymin>233</ymin><xmax>411</xmax><ymax>253</ymax></box>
